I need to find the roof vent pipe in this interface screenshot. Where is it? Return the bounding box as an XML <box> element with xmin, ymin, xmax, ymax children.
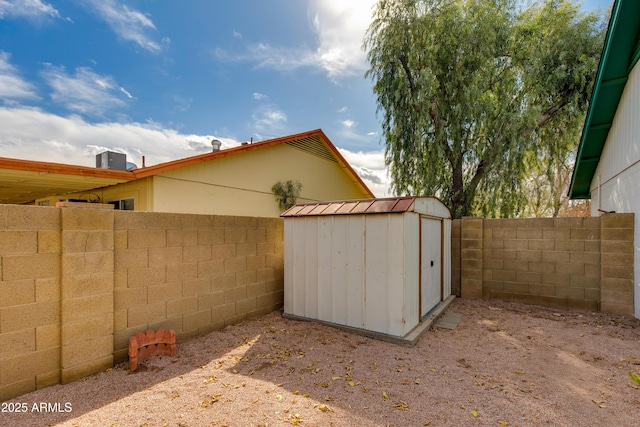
<box><xmin>211</xmin><ymin>139</ymin><xmax>222</xmax><ymax>152</ymax></box>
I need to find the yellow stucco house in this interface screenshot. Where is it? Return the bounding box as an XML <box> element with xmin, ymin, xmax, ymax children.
<box><xmin>0</xmin><ymin>129</ymin><xmax>374</xmax><ymax>217</ymax></box>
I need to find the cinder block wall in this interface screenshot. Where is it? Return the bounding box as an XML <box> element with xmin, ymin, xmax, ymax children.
<box><xmin>112</xmin><ymin>212</ymin><xmax>284</xmax><ymax>363</ymax></box>
<box><xmin>0</xmin><ymin>204</ymin><xmax>284</xmax><ymax>402</ymax></box>
<box><xmin>0</xmin><ymin>206</ymin><xmax>61</xmax><ymax>402</ymax></box>
<box><xmin>453</xmin><ymin>214</ymin><xmax>635</xmax><ymax>316</ymax></box>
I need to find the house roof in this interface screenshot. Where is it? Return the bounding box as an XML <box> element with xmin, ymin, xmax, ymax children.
<box><xmin>568</xmin><ymin>0</ymin><xmax>640</xmax><ymax>199</ymax></box>
<box><xmin>132</xmin><ymin>129</ymin><xmax>372</xmax><ymax>196</ymax></box>
<box><xmin>281</xmin><ymin>196</ymin><xmax>451</xmax><ymax>218</ymax></box>
<box><xmin>0</xmin><ymin>129</ymin><xmax>374</xmax><ymax>204</ymax></box>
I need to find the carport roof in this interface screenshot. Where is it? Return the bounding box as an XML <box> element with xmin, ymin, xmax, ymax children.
<box><xmin>0</xmin><ymin>157</ymin><xmax>134</xmax><ymax>205</ymax></box>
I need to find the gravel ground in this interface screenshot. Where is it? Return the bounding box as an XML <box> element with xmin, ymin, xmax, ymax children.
<box><xmin>2</xmin><ymin>297</ymin><xmax>640</xmax><ymax>427</ymax></box>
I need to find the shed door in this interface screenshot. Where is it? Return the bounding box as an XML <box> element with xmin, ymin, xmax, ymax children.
<box><xmin>421</xmin><ymin>217</ymin><xmax>442</xmax><ymax>318</ymax></box>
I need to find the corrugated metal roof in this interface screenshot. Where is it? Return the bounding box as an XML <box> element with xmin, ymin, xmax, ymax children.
<box><xmin>281</xmin><ymin>197</ymin><xmax>418</xmax><ymax>217</ymax></box>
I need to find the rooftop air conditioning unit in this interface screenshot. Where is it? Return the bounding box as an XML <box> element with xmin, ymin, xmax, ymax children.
<box><xmin>96</xmin><ymin>151</ymin><xmax>127</xmax><ymax>170</ymax></box>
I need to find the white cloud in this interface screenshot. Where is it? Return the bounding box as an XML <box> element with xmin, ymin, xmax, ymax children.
<box><xmin>0</xmin><ymin>0</ymin><xmax>60</xmax><ymax>20</ymax></box>
<box><xmin>85</xmin><ymin>0</ymin><xmax>162</xmax><ymax>53</ymax></box>
<box><xmin>246</xmin><ymin>43</ymin><xmax>319</xmax><ymax>72</ymax></box>
<box><xmin>119</xmin><ymin>87</ymin><xmax>133</xmax><ymax>99</ymax></box>
<box><xmin>337</xmin><ymin>147</ymin><xmax>391</xmax><ymax>197</ymax></box>
<box><xmin>0</xmin><ymin>51</ymin><xmax>39</xmax><ymax>100</ymax></box>
<box><xmin>309</xmin><ymin>0</ymin><xmax>376</xmax><ymax>79</ymax></box>
<box><xmin>253</xmin><ymin>92</ymin><xmax>269</xmax><ymax>101</ymax></box>
<box><xmin>252</xmin><ymin>104</ymin><xmax>287</xmax><ymax>135</ymax></box>
<box><xmin>0</xmin><ymin>106</ymin><xmax>241</xmax><ymax>167</ymax></box>
<box><xmin>216</xmin><ymin>0</ymin><xmax>375</xmax><ymax>81</ymax></box>
<box><xmin>41</xmin><ymin>65</ymin><xmax>131</xmax><ymax>116</ymax></box>
<box><xmin>336</xmin><ymin>116</ymin><xmax>379</xmax><ymax>144</ymax></box>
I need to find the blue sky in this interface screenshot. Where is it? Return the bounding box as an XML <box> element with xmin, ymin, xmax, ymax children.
<box><xmin>0</xmin><ymin>0</ymin><xmax>612</xmax><ymax>197</ymax></box>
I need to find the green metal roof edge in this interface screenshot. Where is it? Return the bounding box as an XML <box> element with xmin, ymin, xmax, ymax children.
<box><xmin>568</xmin><ymin>0</ymin><xmax>639</xmax><ymax>199</ymax></box>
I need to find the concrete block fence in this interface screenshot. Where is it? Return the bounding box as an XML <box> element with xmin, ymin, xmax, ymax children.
<box><xmin>0</xmin><ymin>204</ymin><xmax>634</xmax><ymax>402</ymax></box>
<box><xmin>451</xmin><ymin>214</ymin><xmax>635</xmax><ymax>315</ymax></box>
<box><xmin>0</xmin><ymin>204</ymin><xmax>284</xmax><ymax>401</ymax></box>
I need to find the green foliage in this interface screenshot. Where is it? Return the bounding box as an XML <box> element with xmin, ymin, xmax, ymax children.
<box><xmin>364</xmin><ymin>0</ymin><xmax>605</xmax><ymax>218</ymax></box>
<box><xmin>272</xmin><ymin>180</ymin><xmax>303</xmax><ymax>211</ymax></box>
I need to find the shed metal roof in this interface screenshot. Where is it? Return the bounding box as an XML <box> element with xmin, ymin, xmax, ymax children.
<box><xmin>568</xmin><ymin>0</ymin><xmax>640</xmax><ymax>199</ymax></box>
<box><xmin>281</xmin><ymin>196</ymin><xmax>451</xmax><ymax>217</ymax></box>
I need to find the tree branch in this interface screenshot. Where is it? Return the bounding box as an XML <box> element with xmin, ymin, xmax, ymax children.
<box><xmin>537</xmin><ymin>99</ymin><xmax>569</xmax><ymax>127</ymax></box>
<box><xmin>398</xmin><ymin>55</ymin><xmax>416</xmax><ymax>97</ymax></box>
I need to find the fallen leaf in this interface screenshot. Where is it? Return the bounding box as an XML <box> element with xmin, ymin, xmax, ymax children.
<box><xmin>392</xmin><ymin>401</ymin><xmax>410</xmax><ymax>411</ymax></box>
<box><xmin>331</xmin><ymin>376</ymin><xmax>342</xmax><ymax>381</ymax></box>
<box><xmin>276</xmin><ymin>394</ymin><xmax>283</xmax><ymax>401</ymax></box>
<box><xmin>629</xmin><ymin>372</ymin><xmax>640</xmax><ymax>385</ymax></box>
<box><xmin>516</xmin><ymin>370</ymin><xmax>525</xmax><ymax>375</ymax></box>
<box><xmin>349</xmin><ymin>381</ymin><xmax>356</xmax><ymax>387</ymax></box>
<box><xmin>497</xmin><ymin>421</ymin><xmax>509</xmax><ymax>426</ymax></box>
<box><xmin>318</xmin><ymin>404</ymin><xmax>329</xmax><ymax>412</ymax></box>
<box><xmin>382</xmin><ymin>391</ymin><xmax>389</xmax><ymax>400</ymax></box>
<box><xmin>471</xmin><ymin>410</ymin><xmax>479</xmax><ymax>417</ymax></box>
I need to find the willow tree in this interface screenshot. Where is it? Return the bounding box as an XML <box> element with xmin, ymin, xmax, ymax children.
<box><xmin>364</xmin><ymin>0</ymin><xmax>604</xmax><ymax>218</ymax></box>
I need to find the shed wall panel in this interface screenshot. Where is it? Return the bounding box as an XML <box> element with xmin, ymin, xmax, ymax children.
<box><xmin>317</xmin><ymin>217</ymin><xmax>333</xmax><ymax>322</ymax></box>
<box><xmin>291</xmin><ymin>219</ymin><xmax>307</xmax><ymax>317</ymax></box>
<box><xmin>346</xmin><ymin>217</ymin><xmax>365</xmax><ymax>328</ymax></box>
<box><xmin>284</xmin><ymin>220</ymin><xmax>294</xmax><ymax>314</ymax></box>
<box><xmin>304</xmin><ymin>218</ymin><xmax>319</xmax><ymax>318</ymax></box>
<box><xmin>331</xmin><ymin>217</ymin><xmax>349</xmax><ymax>325</ymax></box>
<box><xmin>364</xmin><ymin>215</ymin><xmax>390</xmax><ymax>334</ymax></box>
<box><xmin>403</xmin><ymin>213</ymin><xmax>420</xmax><ymax>334</ymax></box>
<box><xmin>386</xmin><ymin>214</ymin><xmax>406</xmax><ymax>337</ymax></box>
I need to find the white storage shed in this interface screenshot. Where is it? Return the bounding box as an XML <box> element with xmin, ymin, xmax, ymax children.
<box><xmin>281</xmin><ymin>196</ymin><xmax>452</xmax><ymax>340</ymax></box>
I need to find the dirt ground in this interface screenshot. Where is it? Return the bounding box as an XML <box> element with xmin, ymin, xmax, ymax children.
<box><xmin>2</xmin><ymin>298</ymin><xmax>640</xmax><ymax>427</ymax></box>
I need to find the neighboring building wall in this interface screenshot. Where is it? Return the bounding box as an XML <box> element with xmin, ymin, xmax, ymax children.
<box><xmin>151</xmin><ymin>143</ymin><xmax>370</xmax><ymax>217</ymax></box>
<box><xmin>0</xmin><ymin>204</ymin><xmax>284</xmax><ymax>402</ymax></box>
<box><xmin>589</xmin><ymin>63</ymin><xmax>640</xmax><ymax>319</ymax></box>
<box><xmin>35</xmin><ymin>178</ymin><xmax>152</xmax><ymax>212</ymax></box>
<box><xmin>453</xmin><ymin>215</ymin><xmax>635</xmax><ymax>316</ymax></box>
